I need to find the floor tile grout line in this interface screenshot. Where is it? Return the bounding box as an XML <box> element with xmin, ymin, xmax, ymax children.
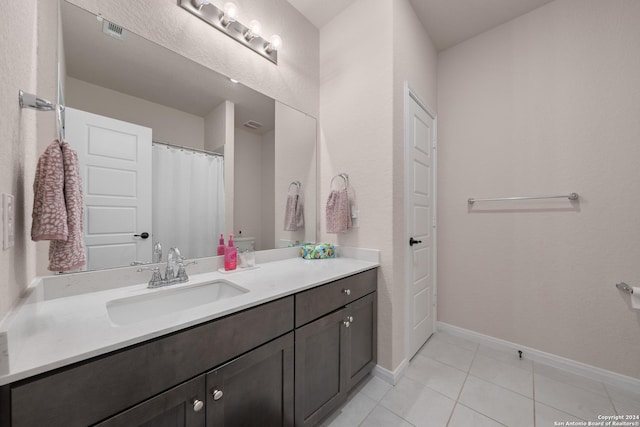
<box><xmin>602</xmin><ymin>380</ymin><xmax>621</xmax><ymax>416</ymax></box>
<box><xmin>532</xmin><ymin>362</ymin><xmax>595</xmax><ymax>423</ymax></box>
<box><xmin>532</xmin><ymin>359</ymin><xmax>612</xmax><ymax>397</ymax></box>
<box><xmin>452</xmin><ymin>402</ymin><xmax>511</xmax><ymax>427</ymax></box>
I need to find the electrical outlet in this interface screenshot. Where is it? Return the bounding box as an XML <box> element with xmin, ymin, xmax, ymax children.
<box><xmin>3</xmin><ymin>193</ymin><xmax>15</xmax><ymax>250</ymax></box>
<box><xmin>351</xmin><ymin>209</ymin><xmax>360</xmax><ymax>228</ymax></box>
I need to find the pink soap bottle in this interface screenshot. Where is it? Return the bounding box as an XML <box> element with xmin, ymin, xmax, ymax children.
<box><xmin>217</xmin><ymin>233</ymin><xmax>225</xmax><ymax>256</ymax></box>
<box><xmin>224</xmin><ymin>234</ymin><xmax>237</xmax><ymax>271</ymax></box>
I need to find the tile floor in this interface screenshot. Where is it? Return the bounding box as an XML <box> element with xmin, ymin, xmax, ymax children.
<box><xmin>322</xmin><ymin>331</ymin><xmax>640</xmax><ymax>427</ymax></box>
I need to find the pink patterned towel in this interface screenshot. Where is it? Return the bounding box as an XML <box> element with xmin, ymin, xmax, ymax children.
<box><xmin>32</xmin><ymin>141</ymin><xmax>68</xmax><ymax>240</ymax></box>
<box><xmin>32</xmin><ymin>140</ymin><xmax>86</xmax><ymax>272</ymax></box>
<box><xmin>284</xmin><ymin>194</ymin><xmax>304</xmax><ymax>231</ymax></box>
<box><xmin>326</xmin><ymin>188</ymin><xmax>352</xmax><ymax>233</ymax></box>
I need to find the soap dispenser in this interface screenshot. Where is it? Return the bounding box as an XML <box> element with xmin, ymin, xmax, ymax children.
<box><xmin>224</xmin><ymin>234</ymin><xmax>237</xmax><ymax>271</ymax></box>
<box><xmin>217</xmin><ymin>233</ymin><xmax>225</xmax><ymax>256</ymax></box>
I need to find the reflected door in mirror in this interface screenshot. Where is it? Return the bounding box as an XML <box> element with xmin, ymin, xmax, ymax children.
<box><xmin>66</xmin><ymin>108</ymin><xmax>152</xmax><ymax>270</ymax></box>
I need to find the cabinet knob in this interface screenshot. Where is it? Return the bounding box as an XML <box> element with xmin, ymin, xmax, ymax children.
<box><xmin>192</xmin><ymin>399</ymin><xmax>204</xmax><ymax>412</ymax></box>
<box><xmin>348</xmin><ymin>316</ymin><xmax>354</xmax><ymax>322</ymax></box>
<box><xmin>343</xmin><ymin>289</ymin><xmax>351</xmax><ymax>296</ymax></box>
<box><xmin>343</xmin><ymin>321</ymin><xmax>350</xmax><ymax>328</ymax></box>
<box><xmin>212</xmin><ymin>389</ymin><xmax>224</xmax><ymax>401</ymax></box>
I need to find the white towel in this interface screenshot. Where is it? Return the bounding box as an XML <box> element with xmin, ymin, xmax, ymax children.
<box><xmin>326</xmin><ymin>188</ymin><xmax>351</xmax><ymax>233</ymax></box>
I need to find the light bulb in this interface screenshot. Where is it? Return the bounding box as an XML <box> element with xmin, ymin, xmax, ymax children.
<box><xmin>220</xmin><ymin>2</ymin><xmax>238</xmax><ymax>26</ymax></box>
<box><xmin>192</xmin><ymin>0</ymin><xmax>211</xmax><ymax>10</ymax></box>
<box><xmin>244</xmin><ymin>20</ymin><xmax>262</xmax><ymax>41</ymax></box>
<box><xmin>265</xmin><ymin>34</ymin><xmax>282</xmax><ymax>53</ymax></box>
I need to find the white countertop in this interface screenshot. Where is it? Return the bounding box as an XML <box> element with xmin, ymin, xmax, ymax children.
<box><xmin>0</xmin><ymin>248</ymin><xmax>379</xmax><ymax>386</ymax></box>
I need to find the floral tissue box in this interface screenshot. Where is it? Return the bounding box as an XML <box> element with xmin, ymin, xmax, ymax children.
<box><xmin>300</xmin><ymin>243</ymin><xmax>335</xmax><ymax>259</ymax></box>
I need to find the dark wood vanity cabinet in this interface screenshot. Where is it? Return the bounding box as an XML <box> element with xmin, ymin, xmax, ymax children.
<box><xmin>206</xmin><ymin>332</ymin><xmax>294</xmax><ymax>426</ymax></box>
<box><xmin>94</xmin><ymin>375</ymin><xmax>207</xmax><ymax>427</ymax></box>
<box><xmin>294</xmin><ymin>269</ymin><xmax>378</xmax><ymax>426</ymax></box>
<box><xmin>1</xmin><ymin>267</ymin><xmax>377</xmax><ymax>427</ymax></box>
<box><xmin>96</xmin><ymin>332</ymin><xmax>294</xmax><ymax>427</ymax></box>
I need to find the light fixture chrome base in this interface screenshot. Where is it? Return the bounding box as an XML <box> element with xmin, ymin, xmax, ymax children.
<box><xmin>179</xmin><ymin>0</ymin><xmax>278</xmax><ymax>65</ymax></box>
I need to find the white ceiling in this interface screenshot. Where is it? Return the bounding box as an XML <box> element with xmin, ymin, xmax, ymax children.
<box><xmin>286</xmin><ymin>0</ymin><xmax>555</xmax><ymax>51</ymax></box>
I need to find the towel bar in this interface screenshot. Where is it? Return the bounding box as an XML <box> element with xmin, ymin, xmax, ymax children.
<box><xmin>468</xmin><ymin>193</ymin><xmax>578</xmax><ymax>204</ymax></box>
<box><xmin>616</xmin><ymin>282</ymin><xmax>633</xmax><ymax>294</ymax></box>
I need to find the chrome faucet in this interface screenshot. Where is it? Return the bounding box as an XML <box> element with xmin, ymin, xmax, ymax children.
<box><xmin>166</xmin><ymin>247</ymin><xmax>182</xmax><ymax>280</ymax></box>
<box><xmin>138</xmin><ymin>247</ymin><xmax>196</xmax><ymax>288</ymax></box>
<box><xmin>153</xmin><ymin>242</ymin><xmax>163</xmax><ymax>263</ymax></box>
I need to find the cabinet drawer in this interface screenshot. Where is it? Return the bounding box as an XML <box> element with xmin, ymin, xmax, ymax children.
<box><xmin>295</xmin><ymin>269</ymin><xmax>377</xmax><ymax>327</ymax></box>
<box><xmin>10</xmin><ymin>296</ymin><xmax>294</xmax><ymax>427</ymax></box>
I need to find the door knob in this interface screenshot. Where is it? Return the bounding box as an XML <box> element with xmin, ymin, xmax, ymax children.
<box><xmin>192</xmin><ymin>399</ymin><xmax>204</xmax><ymax>412</ymax></box>
<box><xmin>409</xmin><ymin>237</ymin><xmax>422</xmax><ymax>246</ymax></box>
<box><xmin>134</xmin><ymin>232</ymin><xmax>150</xmax><ymax>239</ymax></box>
<box><xmin>211</xmin><ymin>389</ymin><xmax>224</xmax><ymax>401</ymax></box>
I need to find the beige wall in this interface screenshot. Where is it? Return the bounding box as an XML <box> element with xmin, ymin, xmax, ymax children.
<box><xmin>319</xmin><ymin>0</ymin><xmax>395</xmax><ymax>369</ymax></box>
<box><xmin>0</xmin><ymin>1</ymin><xmax>58</xmax><ymax>320</ymax></box>
<box><xmin>319</xmin><ymin>0</ymin><xmax>437</xmax><ymax>371</ymax></box>
<box><xmin>437</xmin><ymin>0</ymin><xmax>640</xmax><ymax>379</ymax></box>
<box><xmin>234</xmin><ymin>127</ymin><xmax>266</xmax><ymax>249</ymax></box>
<box><xmin>274</xmin><ymin>102</ymin><xmax>317</xmax><ymax>247</ymax></box>
<box><xmin>66</xmin><ymin>77</ymin><xmax>206</xmax><ymax>150</ymax></box>
<box><xmin>262</xmin><ymin>129</ymin><xmax>276</xmax><ymax>249</ymax></box>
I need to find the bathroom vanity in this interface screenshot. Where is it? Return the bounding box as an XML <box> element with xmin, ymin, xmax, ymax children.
<box><xmin>0</xmin><ymin>251</ymin><xmax>378</xmax><ymax>426</ymax></box>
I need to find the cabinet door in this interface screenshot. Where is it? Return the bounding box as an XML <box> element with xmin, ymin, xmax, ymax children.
<box><xmin>95</xmin><ymin>375</ymin><xmax>206</xmax><ymax>427</ymax></box>
<box><xmin>294</xmin><ymin>308</ymin><xmax>349</xmax><ymax>427</ymax></box>
<box><xmin>344</xmin><ymin>292</ymin><xmax>377</xmax><ymax>391</ymax></box>
<box><xmin>206</xmin><ymin>332</ymin><xmax>294</xmax><ymax>426</ymax></box>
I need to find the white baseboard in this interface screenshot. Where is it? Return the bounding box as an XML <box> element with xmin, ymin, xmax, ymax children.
<box><xmin>373</xmin><ymin>358</ymin><xmax>408</xmax><ymax>386</ymax></box>
<box><xmin>437</xmin><ymin>321</ymin><xmax>640</xmax><ymax>393</ymax></box>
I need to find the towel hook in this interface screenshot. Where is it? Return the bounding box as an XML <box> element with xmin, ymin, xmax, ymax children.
<box><xmin>331</xmin><ymin>173</ymin><xmax>349</xmax><ymax>189</ymax></box>
<box><xmin>288</xmin><ymin>181</ymin><xmax>301</xmax><ymax>194</ymax></box>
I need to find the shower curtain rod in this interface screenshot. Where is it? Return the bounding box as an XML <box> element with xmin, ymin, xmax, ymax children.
<box><xmin>152</xmin><ymin>140</ymin><xmax>223</xmax><ymax>157</ymax></box>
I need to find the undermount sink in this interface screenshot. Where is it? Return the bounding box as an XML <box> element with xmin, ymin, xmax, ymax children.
<box><xmin>107</xmin><ymin>280</ymin><xmax>248</xmax><ymax>326</ymax></box>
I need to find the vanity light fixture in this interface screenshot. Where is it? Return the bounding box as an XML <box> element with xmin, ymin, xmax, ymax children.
<box><xmin>180</xmin><ymin>0</ymin><xmax>280</xmax><ymax>64</ymax></box>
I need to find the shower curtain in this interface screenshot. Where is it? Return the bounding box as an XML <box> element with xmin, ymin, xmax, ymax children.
<box><xmin>152</xmin><ymin>144</ymin><xmax>224</xmax><ymax>260</ymax></box>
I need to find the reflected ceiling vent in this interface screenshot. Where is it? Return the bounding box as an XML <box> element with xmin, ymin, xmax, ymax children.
<box><xmin>102</xmin><ymin>19</ymin><xmax>127</xmax><ymax>40</ymax></box>
<box><xmin>243</xmin><ymin>120</ymin><xmax>263</xmax><ymax>130</ymax></box>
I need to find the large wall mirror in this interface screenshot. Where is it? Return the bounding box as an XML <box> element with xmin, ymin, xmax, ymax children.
<box><xmin>59</xmin><ymin>1</ymin><xmax>317</xmax><ymax>271</ymax></box>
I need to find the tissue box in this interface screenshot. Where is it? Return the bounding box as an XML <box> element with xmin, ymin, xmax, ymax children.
<box><xmin>300</xmin><ymin>243</ymin><xmax>335</xmax><ymax>259</ymax></box>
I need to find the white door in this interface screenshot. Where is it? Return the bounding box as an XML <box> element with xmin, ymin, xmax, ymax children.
<box><xmin>405</xmin><ymin>88</ymin><xmax>436</xmax><ymax>359</ymax></box>
<box><xmin>65</xmin><ymin>108</ymin><xmax>152</xmax><ymax>270</ymax></box>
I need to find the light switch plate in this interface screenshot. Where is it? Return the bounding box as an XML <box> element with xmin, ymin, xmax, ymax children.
<box><xmin>2</xmin><ymin>193</ymin><xmax>15</xmax><ymax>250</ymax></box>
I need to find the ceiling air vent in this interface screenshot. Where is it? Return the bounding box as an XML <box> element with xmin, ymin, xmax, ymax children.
<box><xmin>102</xmin><ymin>19</ymin><xmax>126</xmax><ymax>40</ymax></box>
<box><xmin>243</xmin><ymin>120</ymin><xmax>263</xmax><ymax>130</ymax></box>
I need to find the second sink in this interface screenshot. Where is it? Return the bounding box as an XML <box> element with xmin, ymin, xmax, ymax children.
<box><xmin>107</xmin><ymin>280</ymin><xmax>249</xmax><ymax>326</ymax></box>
